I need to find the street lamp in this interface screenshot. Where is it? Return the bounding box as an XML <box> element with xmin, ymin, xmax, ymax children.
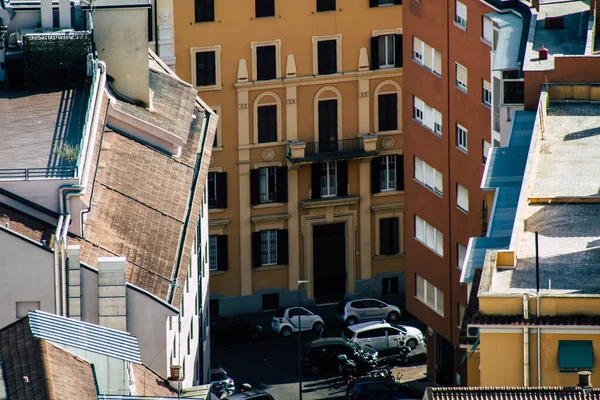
<box><xmin>297</xmin><ymin>280</ymin><xmax>309</xmax><ymax>400</ymax></box>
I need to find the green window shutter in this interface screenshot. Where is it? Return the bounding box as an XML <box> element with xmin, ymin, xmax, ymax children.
<box><xmin>558</xmin><ymin>341</ymin><xmax>593</xmax><ymax>372</ymax></box>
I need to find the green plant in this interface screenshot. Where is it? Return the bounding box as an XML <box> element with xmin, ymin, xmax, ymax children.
<box><xmin>54</xmin><ymin>142</ymin><xmax>80</xmax><ymax>162</ymax></box>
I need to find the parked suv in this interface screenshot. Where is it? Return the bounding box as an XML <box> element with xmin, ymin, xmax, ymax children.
<box><xmin>342</xmin><ymin>321</ymin><xmax>425</xmax><ymax>355</ymax></box>
<box><xmin>302</xmin><ymin>337</ymin><xmax>378</xmax><ymax>375</ymax></box>
<box><xmin>337</xmin><ymin>298</ymin><xmax>401</xmax><ymax>326</ymax></box>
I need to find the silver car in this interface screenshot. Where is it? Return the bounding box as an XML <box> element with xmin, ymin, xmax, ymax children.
<box><xmin>337</xmin><ymin>298</ymin><xmax>401</xmax><ymax>326</ymax></box>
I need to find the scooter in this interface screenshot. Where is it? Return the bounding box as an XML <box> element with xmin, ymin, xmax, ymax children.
<box><xmin>396</xmin><ymin>339</ymin><xmax>412</xmax><ymax>364</ymax></box>
<box><xmin>337</xmin><ymin>354</ymin><xmax>358</xmax><ymax>385</ymax></box>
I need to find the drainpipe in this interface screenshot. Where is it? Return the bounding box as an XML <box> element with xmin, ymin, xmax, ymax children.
<box><xmin>53</xmin><ymin>214</ymin><xmax>64</xmax><ymax>315</ymax></box>
<box><xmin>523</xmin><ymin>293</ymin><xmax>530</xmax><ymax>386</ymax></box>
<box><xmin>537</xmin><ymin>294</ymin><xmax>541</xmax><ymax>386</ymax></box>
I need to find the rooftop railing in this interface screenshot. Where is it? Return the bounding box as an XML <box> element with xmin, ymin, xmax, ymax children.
<box><xmin>0</xmin><ymin>167</ymin><xmax>77</xmax><ymax>180</ymax></box>
<box><xmin>304</xmin><ymin>138</ymin><xmax>365</xmax><ymax>157</ymax></box>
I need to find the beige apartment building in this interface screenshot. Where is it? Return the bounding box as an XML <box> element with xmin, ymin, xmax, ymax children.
<box><xmin>173</xmin><ymin>0</ymin><xmax>404</xmax><ymax>314</ymax></box>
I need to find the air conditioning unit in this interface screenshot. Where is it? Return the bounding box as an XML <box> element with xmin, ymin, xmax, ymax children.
<box><xmin>467</xmin><ymin>326</ymin><xmax>480</xmax><ymax>338</ymax></box>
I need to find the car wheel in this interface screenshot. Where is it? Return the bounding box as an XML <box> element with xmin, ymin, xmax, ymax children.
<box><xmin>387</xmin><ymin>311</ymin><xmax>400</xmax><ymax>322</ymax></box>
<box><xmin>346</xmin><ymin>317</ymin><xmax>358</xmax><ymax>326</ymax></box>
<box><xmin>280</xmin><ymin>326</ymin><xmax>292</xmax><ymax>337</ymax></box>
<box><xmin>406</xmin><ymin>338</ymin><xmax>418</xmax><ymax>350</ymax></box>
<box><xmin>312</xmin><ymin>322</ymin><xmax>324</xmax><ymax>332</ymax></box>
<box><xmin>309</xmin><ymin>364</ymin><xmax>321</xmax><ymax>375</ymax></box>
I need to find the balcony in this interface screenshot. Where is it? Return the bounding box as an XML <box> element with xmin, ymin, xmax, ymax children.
<box><xmin>287</xmin><ymin>134</ymin><xmax>378</xmax><ymax>164</ymax></box>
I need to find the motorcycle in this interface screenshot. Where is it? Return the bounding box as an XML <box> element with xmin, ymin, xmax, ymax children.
<box><xmin>338</xmin><ymin>352</ymin><xmax>393</xmax><ymax>385</ymax></box>
<box><xmin>210</xmin><ymin>381</ymin><xmax>236</xmax><ymax>399</ymax></box>
<box><xmin>395</xmin><ymin>339</ymin><xmax>412</xmax><ymax>364</ymax></box>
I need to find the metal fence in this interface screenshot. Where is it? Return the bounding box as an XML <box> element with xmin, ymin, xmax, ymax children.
<box><xmin>0</xmin><ymin>167</ymin><xmax>76</xmax><ymax>180</ymax></box>
<box><xmin>304</xmin><ymin>138</ymin><xmax>364</xmax><ymax>157</ymax></box>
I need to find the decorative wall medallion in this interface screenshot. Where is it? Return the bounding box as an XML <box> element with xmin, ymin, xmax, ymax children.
<box><xmin>261</xmin><ymin>148</ymin><xmax>275</xmax><ymax>161</ymax></box>
<box><xmin>382</xmin><ymin>136</ymin><xmax>394</xmax><ymax>149</ymax></box>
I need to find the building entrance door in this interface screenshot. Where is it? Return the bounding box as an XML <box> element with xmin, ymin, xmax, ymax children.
<box><xmin>313</xmin><ymin>222</ymin><xmax>346</xmax><ymax>303</ymax></box>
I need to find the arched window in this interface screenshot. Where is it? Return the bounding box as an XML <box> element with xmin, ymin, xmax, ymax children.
<box><xmin>313</xmin><ymin>86</ymin><xmax>343</xmax><ymax>151</ymax></box>
<box><xmin>374</xmin><ymin>80</ymin><xmax>402</xmax><ymax>133</ymax></box>
<box><xmin>253</xmin><ymin>91</ymin><xmax>282</xmax><ymax>144</ymax></box>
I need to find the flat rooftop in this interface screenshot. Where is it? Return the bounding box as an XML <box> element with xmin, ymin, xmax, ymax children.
<box><xmin>527</xmin><ymin>0</ymin><xmax>589</xmax><ymax>70</ymax></box>
<box><xmin>0</xmin><ymin>84</ymin><xmax>89</xmax><ymax>177</ymax></box>
<box><xmin>530</xmin><ymin>103</ymin><xmax>600</xmax><ymax>198</ymax></box>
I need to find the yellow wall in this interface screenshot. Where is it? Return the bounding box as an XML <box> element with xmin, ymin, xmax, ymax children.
<box><xmin>479</xmin><ymin>332</ymin><xmax>524</xmax><ymax>386</ymax></box>
<box><xmin>467</xmin><ymin>351</ymin><xmax>480</xmax><ymax>387</ymax></box>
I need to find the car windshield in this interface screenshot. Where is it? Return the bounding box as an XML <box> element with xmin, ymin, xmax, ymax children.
<box><xmin>342</xmin><ymin>328</ymin><xmax>355</xmax><ymax>340</ymax></box>
<box><xmin>211</xmin><ymin>372</ymin><xmax>228</xmax><ymax>381</ymax></box>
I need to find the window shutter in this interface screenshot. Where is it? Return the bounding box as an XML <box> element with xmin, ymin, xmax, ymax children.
<box><xmin>276</xmin><ymin>167</ymin><xmax>288</xmax><ymax>203</ymax></box>
<box><xmin>318</xmin><ymin>40</ymin><xmax>337</xmax><ymax>75</ymax></box>
<box><xmin>256</xmin><ymin>0</ymin><xmax>275</xmax><ymax>17</ymax></box>
<box><xmin>370</xmin><ymin>36</ymin><xmax>380</xmax><ymax>70</ymax></box>
<box><xmin>256</xmin><ymin>46</ymin><xmax>276</xmax><ymax>81</ymax></box>
<box><xmin>217</xmin><ymin>235</ymin><xmax>228</xmax><ymax>271</ymax></box>
<box><xmin>216</xmin><ymin>172</ymin><xmax>227</xmax><ymax>209</ymax></box>
<box><xmin>250</xmin><ymin>169</ymin><xmax>260</xmax><ymax>205</ymax></box>
<box><xmin>277</xmin><ymin>229</ymin><xmax>289</xmax><ymax>265</ymax></box>
<box><xmin>394</xmin><ymin>34</ymin><xmax>403</xmax><ymax>67</ymax></box>
<box><xmin>380</xmin><ymin>218</ymin><xmax>391</xmax><ymax>255</ymax></box>
<box><xmin>268</xmin><ymin>105</ymin><xmax>277</xmax><ymax>142</ymax></box>
<box><xmin>252</xmin><ymin>232</ymin><xmax>262</xmax><ymax>268</ymax></box>
<box><xmin>390</xmin><ymin>217</ymin><xmax>399</xmax><ymax>254</ymax></box>
<box><xmin>371</xmin><ymin>157</ymin><xmax>381</xmax><ymax>194</ymax></box>
<box><xmin>396</xmin><ymin>154</ymin><xmax>404</xmax><ymax>191</ymax></box>
<box><xmin>258</xmin><ymin>105</ymin><xmax>277</xmax><ymax>143</ymax></box>
<box><xmin>369</xmin><ymin>0</ymin><xmax>379</xmax><ymax>7</ymax></box>
<box><xmin>195</xmin><ymin>51</ymin><xmax>216</xmax><ymax>86</ymax></box>
<box><xmin>317</xmin><ymin>41</ymin><xmax>328</xmax><ymax>75</ymax></box>
<box><xmin>311</xmin><ymin>163</ymin><xmax>322</xmax><ymax>199</ymax></box>
<box><xmin>337</xmin><ymin>160</ymin><xmax>348</xmax><ymax>196</ymax></box>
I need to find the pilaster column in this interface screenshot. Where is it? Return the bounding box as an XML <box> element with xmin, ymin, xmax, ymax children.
<box><xmin>358</xmin><ymin>78</ymin><xmax>371</xmax><ymax>134</ymax></box>
<box><xmin>359</xmin><ymin>159</ymin><xmax>372</xmax><ymax>280</ymax></box>
<box><xmin>286</xmin><ymin>86</ymin><xmax>298</xmax><ymax>141</ymax></box>
<box><xmin>238</xmin><ymin>89</ymin><xmax>252</xmax><ymax>296</ymax></box>
<box><xmin>287</xmin><ymin>166</ymin><xmax>299</xmax><ymax>289</ymax></box>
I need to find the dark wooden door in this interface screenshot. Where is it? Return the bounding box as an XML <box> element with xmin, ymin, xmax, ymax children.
<box><xmin>313</xmin><ymin>223</ymin><xmax>346</xmax><ymax>303</ymax></box>
<box><xmin>318</xmin><ymin>99</ymin><xmax>338</xmax><ymax>153</ymax></box>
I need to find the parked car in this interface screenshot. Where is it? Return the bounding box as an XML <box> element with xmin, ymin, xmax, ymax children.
<box><xmin>337</xmin><ymin>299</ymin><xmax>401</xmax><ymax>326</ymax></box>
<box><xmin>210</xmin><ymin>317</ymin><xmax>266</xmax><ymax>345</ymax></box>
<box><xmin>390</xmin><ymin>323</ymin><xmax>425</xmax><ymax>350</ymax></box>
<box><xmin>302</xmin><ymin>337</ymin><xmax>378</xmax><ymax>375</ymax></box>
<box><xmin>223</xmin><ymin>386</ymin><xmax>275</xmax><ymax>400</ymax></box>
<box><xmin>342</xmin><ymin>321</ymin><xmax>426</xmax><ymax>356</ymax></box>
<box><xmin>346</xmin><ymin>376</ymin><xmax>420</xmax><ymax>400</ymax></box>
<box><xmin>210</xmin><ymin>367</ymin><xmax>235</xmax><ymax>397</ymax></box>
<box><xmin>271</xmin><ymin>307</ymin><xmax>324</xmax><ymax>337</ymax></box>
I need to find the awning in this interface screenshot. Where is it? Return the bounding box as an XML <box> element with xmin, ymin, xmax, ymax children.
<box><xmin>558</xmin><ymin>341</ymin><xmax>593</xmax><ymax>372</ymax></box>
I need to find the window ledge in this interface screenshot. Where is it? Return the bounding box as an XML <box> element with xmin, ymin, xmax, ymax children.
<box><xmin>482</xmin><ymin>102</ymin><xmax>491</xmax><ymax>109</ymax></box>
<box><xmin>209</xmin><ymin>218</ymin><xmax>231</xmax><ymax>228</ymax></box>
<box><xmin>413</xmin><ymin>179</ymin><xmax>443</xmax><ymax>199</ymax></box>
<box><xmin>413</xmin><ymin>119</ymin><xmax>443</xmax><ymax>138</ymax></box>
<box><xmin>481</xmin><ymin>37</ymin><xmax>492</xmax><ymax>47</ymax></box>
<box><xmin>454</xmin><ymin>21</ymin><xmax>467</xmax><ymax>31</ymax></box>
<box><xmin>415</xmin><ymin>296</ymin><xmax>445</xmax><ymax>316</ymax></box>
<box><xmin>457</xmin><ymin>206</ymin><xmax>469</xmax><ymax>215</ymax></box>
<box><xmin>210</xmin><ymin>271</ymin><xmax>227</xmax><ymax>276</ymax></box>
<box><xmin>414</xmin><ymin>237</ymin><xmax>444</xmax><ymax>258</ymax></box>
<box><xmin>212</xmin><ymin>146</ymin><xmax>224</xmax><ymax>152</ymax></box>
<box><xmin>254</xmin><ymin>264</ymin><xmax>288</xmax><ymax>272</ymax></box>
<box><xmin>412</xmin><ymin>59</ymin><xmax>442</xmax><ymax>78</ymax></box>
<box><xmin>455</xmin><ymin>85</ymin><xmax>468</xmax><ymax>94</ymax></box>
<box><xmin>456</xmin><ymin>146</ymin><xmax>468</xmax><ymax>155</ymax></box>
<box><xmin>371</xmin><ymin>201</ymin><xmax>404</xmax><ymax>211</ymax></box>
<box><xmin>374</xmin><ymin>190</ymin><xmax>404</xmax><ymax>198</ymax></box>
<box><xmin>238</xmin><ymin>142</ymin><xmax>287</xmax><ymax>150</ymax></box>
<box><xmin>253</xmin><ymin>202</ymin><xmax>285</xmax><ymax>210</ymax></box>
<box><xmin>373</xmin><ymin>253</ymin><xmax>405</xmax><ymax>260</ymax></box>
<box><xmin>195</xmin><ymin>84</ymin><xmax>223</xmax><ymax>92</ymax></box>
<box><xmin>301</xmin><ymin>195</ymin><xmax>360</xmax><ymax>209</ymax></box>
<box><xmin>375</xmin><ymin>129</ymin><xmax>403</xmax><ymax>136</ymax></box>
<box><xmin>250</xmin><ymin>213</ymin><xmax>290</xmax><ymax>224</ymax></box>
<box><xmin>209</xmin><ymin>208</ymin><xmax>226</xmax><ymax>214</ymax></box>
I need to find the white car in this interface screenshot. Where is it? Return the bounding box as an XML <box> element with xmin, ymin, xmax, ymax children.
<box><xmin>271</xmin><ymin>307</ymin><xmax>325</xmax><ymax>337</ymax></box>
<box><xmin>342</xmin><ymin>321</ymin><xmax>426</xmax><ymax>356</ymax></box>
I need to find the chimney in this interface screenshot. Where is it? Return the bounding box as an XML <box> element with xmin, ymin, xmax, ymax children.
<box><xmin>40</xmin><ymin>0</ymin><xmax>53</xmax><ymax>29</ymax></box>
<box><xmin>98</xmin><ymin>256</ymin><xmax>127</xmax><ymax>331</ymax></box>
<box><xmin>92</xmin><ymin>3</ymin><xmax>150</xmax><ymax>106</ymax></box>
<box><xmin>578</xmin><ymin>371</ymin><xmax>592</xmax><ymax>388</ymax></box>
<box><xmin>67</xmin><ymin>245</ymin><xmax>81</xmax><ymax>320</ymax></box>
<box><xmin>168</xmin><ymin>365</ymin><xmax>183</xmax><ymax>392</ymax></box>
<box><xmin>58</xmin><ymin>0</ymin><xmax>71</xmax><ymax>28</ymax></box>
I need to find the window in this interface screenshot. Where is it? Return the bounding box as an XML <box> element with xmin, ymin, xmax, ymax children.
<box><xmin>414</xmin><ymin>97</ymin><xmax>443</xmax><ymax>135</ymax></box>
<box><xmin>558</xmin><ymin>341</ymin><xmax>593</xmax><ymax>373</ymax></box>
<box><xmin>257</xmin><ymin>105</ymin><xmax>277</xmax><ymax>143</ymax></box>
<box><xmin>413</xmin><ymin>96</ymin><xmax>424</xmax><ymax>123</ymax></box>
<box><xmin>414</xmin><ymin>215</ymin><xmax>443</xmax><ymax>256</ymax></box>
<box><xmin>457</xmin><ymin>243</ymin><xmax>466</xmax><ymax>270</ymax></box>
<box><xmin>208</xmin><ymin>235</ymin><xmax>228</xmax><ymax>272</ymax></box>
<box><xmin>195</xmin><ymin>0</ymin><xmax>214</xmax><ymax>22</ymax></box>
<box><xmin>262</xmin><ymin>293</ymin><xmax>279</xmax><ymax>311</ymax></box>
<box><xmin>414</xmin><ymin>156</ymin><xmax>443</xmax><ymax>195</ymax></box>
<box><xmin>482</xmin><ymin>140</ymin><xmax>491</xmax><ymax>164</ymax></box>
<box><xmin>252</xmin><ymin>229</ymin><xmax>289</xmax><ymax>267</ymax></box>
<box><xmin>378</xmin><ymin>93</ymin><xmax>398</xmax><ymax>131</ymax></box>
<box><xmin>380</xmin><ymin>155</ymin><xmax>397</xmax><ymax>191</ymax></box>
<box><xmin>457</xmin><ymin>303</ymin><xmax>466</xmax><ymax>327</ymax></box>
<box><xmin>482</xmin><ymin>16</ymin><xmax>493</xmax><ymax>44</ymax></box>
<box><xmin>413</xmin><ymin>37</ymin><xmax>442</xmax><ymax>75</ymax></box>
<box><xmin>317</xmin><ymin>39</ymin><xmax>338</xmax><ymax>75</ymax></box>
<box><xmin>321</xmin><ymin>161</ymin><xmax>337</xmax><ymax>197</ymax></box>
<box><xmin>207</xmin><ymin>171</ymin><xmax>227</xmax><ymax>209</ymax></box>
<box><xmin>317</xmin><ymin>0</ymin><xmax>336</xmax><ymax>11</ymax></box>
<box><xmin>256</xmin><ymin>45</ymin><xmax>276</xmax><ymax>81</ymax></box>
<box><xmin>211</xmin><ymin>106</ymin><xmax>220</xmax><ymax>148</ymax></box>
<box><xmin>208</xmin><ymin>235</ymin><xmax>217</xmax><ymax>271</ymax></box>
<box><xmin>456</xmin><ymin>124</ymin><xmax>468</xmax><ymax>151</ymax></box>
<box><xmin>457</xmin><ymin>184</ymin><xmax>469</xmax><ymax>213</ymax></box>
<box><xmin>194</xmin><ymin>50</ymin><xmax>216</xmax><ymax>87</ymax></box>
<box><xmin>250</xmin><ymin>166</ymin><xmax>288</xmax><ymax>205</ymax></box>
<box><xmin>382</xmin><ymin>277</ymin><xmax>399</xmax><ymax>295</ymax></box>
<box><xmin>455</xmin><ymin>1</ymin><xmax>467</xmax><ymax>29</ymax></box>
<box><xmin>371</xmin><ymin>32</ymin><xmax>403</xmax><ymax>69</ymax></box>
<box><xmin>415</xmin><ymin>274</ymin><xmax>444</xmax><ymax>315</ymax></box>
<box><xmin>369</xmin><ymin>0</ymin><xmax>401</xmax><ymax>6</ymax></box>
<box><xmin>379</xmin><ymin>35</ymin><xmax>395</xmax><ymax>68</ymax></box>
<box><xmin>16</xmin><ymin>301</ymin><xmax>40</xmax><ymax>318</ymax></box>
<box><xmin>255</xmin><ymin>0</ymin><xmax>275</xmax><ymax>18</ymax></box>
<box><xmin>380</xmin><ymin>217</ymin><xmax>400</xmax><ymax>255</ymax></box>
<box><xmin>503</xmin><ymin>81</ymin><xmax>525</xmax><ymax>104</ymax></box>
<box><xmin>455</xmin><ymin>63</ymin><xmax>467</xmax><ymax>92</ymax></box>
<box><xmin>482</xmin><ymin>80</ymin><xmax>492</xmax><ymax>108</ymax></box>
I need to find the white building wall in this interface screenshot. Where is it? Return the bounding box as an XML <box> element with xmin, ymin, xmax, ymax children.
<box><xmin>198</xmin><ymin>193</ymin><xmax>211</xmax><ymax>385</ymax></box>
<box><xmin>0</xmin><ymin>229</ymin><xmax>55</xmax><ymax>328</ymax></box>
<box><xmin>0</xmin><ymin>178</ymin><xmax>78</xmax><ymax>214</ymax></box>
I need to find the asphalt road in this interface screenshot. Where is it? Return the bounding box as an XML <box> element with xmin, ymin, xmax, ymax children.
<box><xmin>211</xmin><ymin>304</ymin><xmax>427</xmax><ymax>400</ymax></box>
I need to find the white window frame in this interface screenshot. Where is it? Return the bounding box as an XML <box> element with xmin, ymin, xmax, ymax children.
<box><xmin>312</xmin><ymin>34</ymin><xmax>343</xmax><ymax>76</ymax></box>
<box><xmin>457</xmin><ymin>243</ymin><xmax>467</xmax><ymax>270</ymax></box>
<box><xmin>321</xmin><ymin>161</ymin><xmax>338</xmax><ymax>198</ymax></box>
<box><xmin>455</xmin><ymin>1</ymin><xmax>467</xmax><ymax>29</ymax></box>
<box><xmin>253</xmin><ymin>92</ymin><xmax>283</xmax><ymax>144</ymax></box>
<box><xmin>190</xmin><ymin>45</ymin><xmax>222</xmax><ymax>91</ymax></box>
<box><xmin>456</xmin><ymin>123</ymin><xmax>468</xmax><ymax>152</ymax></box>
<box><xmin>209</xmin><ymin>235</ymin><xmax>218</xmax><ymax>271</ymax></box>
<box><xmin>413</xmin><ymin>96</ymin><xmax>424</xmax><ymax>123</ymax></box>
<box><xmin>482</xmin><ymin>80</ymin><xmax>492</xmax><ymax>108</ymax></box>
<box><xmin>455</xmin><ymin>63</ymin><xmax>468</xmax><ymax>92</ymax></box>
<box><xmin>260</xmin><ymin>230</ymin><xmax>278</xmax><ymax>266</ymax></box>
<box><xmin>412</xmin><ymin>37</ymin><xmax>423</xmax><ymax>63</ymax></box>
<box><xmin>414</xmin><ymin>156</ymin><xmax>443</xmax><ymax>196</ymax></box>
<box><xmin>457</xmin><ymin>184</ymin><xmax>469</xmax><ymax>213</ymax></box>
<box><xmin>482</xmin><ymin>140</ymin><xmax>491</xmax><ymax>164</ymax></box>
<box><xmin>378</xmin><ymin>34</ymin><xmax>396</xmax><ymax>68</ymax></box>
<box><xmin>251</xmin><ymin>39</ymin><xmax>282</xmax><ymax>81</ymax></box>
<box><xmin>415</xmin><ymin>274</ymin><xmax>444</xmax><ymax>316</ymax></box>
<box><xmin>209</xmin><ymin>105</ymin><xmax>222</xmax><ymax>149</ymax></box>
<box><xmin>433</xmin><ymin>109</ymin><xmax>442</xmax><ymax>135</ymax></box>
<box><xmin>482</xmin><ymin>16</ymin><xmax>493</xmax><ymax>45</ymax></box>
<box><xmin>380</xmin><ymin>155</ymin><xmax>397</xmax><ymax>191</ymax></box>
<box><xmin>259</xmin><ymin>166</ymin><xmax>277</xmax><ymax>203</ymax></box>
<box><xmin>414</xmin><ymin>215</ymin><xmax>443</xmax><ymax>256</ymax></box>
